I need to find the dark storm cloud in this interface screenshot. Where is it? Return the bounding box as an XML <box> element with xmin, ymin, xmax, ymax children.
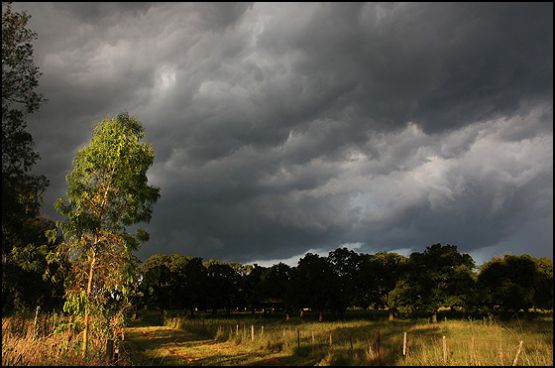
<box><xmin>14</xmin><ymin>2</ymin><xmax>552</xmax><ymax>263</ymax></box>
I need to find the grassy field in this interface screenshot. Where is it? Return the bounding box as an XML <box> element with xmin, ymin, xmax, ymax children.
<box><xmin>122</xmin><ymin>312</ymin><xmax>553</xmax><ymax>366</ymax></box>
<box><xmin>2</xmin><ymin>311</ymin><xmax>552</xmax><ymax>366</ymax></box>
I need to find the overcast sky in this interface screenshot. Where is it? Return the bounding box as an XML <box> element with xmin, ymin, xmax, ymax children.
<box><xmin>14</xmin><ymin>2</ymin><xmax>553</xmax><ymax>265</ymax></box>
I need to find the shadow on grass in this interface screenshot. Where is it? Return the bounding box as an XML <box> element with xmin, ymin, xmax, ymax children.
<box><xmin>125</xmin><ymin>314</ymin><xmax>552</xmax><ymax>366</ymax></box>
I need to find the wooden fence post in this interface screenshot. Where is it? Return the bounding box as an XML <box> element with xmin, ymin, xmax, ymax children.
<box><xmin>33</xmin><ymin>305</ymin><xmax>40</xmax><ymax>339</ymax></box>
<box><xmin>236</xmin><ymin>324</ymin><xmax>239</xmax><ymax>336</ymax></box>
<box><xmin>329</xmin><ymin>332</ymin><xmax>333</xmax><ymax>347</ymax></box>
<box><xmin>512</xmin><ymin>341</ymin><xmax>523</xmax><ymax>366</ymax></box>
<box><xmin>261</xmin><ymin>325</ymin><xmax>264</xmax><ymax>336</ymax></box>
<box><xmin>403</xmin><ymin>332</ymin><xmax>407</xmax><ymax>357</ymax></box>
<box><xmin>251</xmin><ymin>324</ymin><xmax>255</xmax><ymax>341</ymax></box>
<box><xmin>311</xmin><ymin>330</ymin><xmax>315</xmax><ymax>344</ymax></box>
<box><xmin>297</xmin><ymin>329</ymin><xmax>301</xmax><ymax>349</ymax></box>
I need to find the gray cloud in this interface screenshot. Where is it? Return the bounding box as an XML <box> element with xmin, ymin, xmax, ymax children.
<box><xmin>13</xmin><ymin>2</ymin><xmax>553</xmax><ymax>263</ymax></box>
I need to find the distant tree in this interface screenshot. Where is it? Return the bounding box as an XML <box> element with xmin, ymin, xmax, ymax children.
<box><xmin>139</xmin><ymin>254</ymin><xmax>182</xmax><ymax>310</ymax></box>
<box><xmin>242</xmin><ymin>264</ymin><xmax>266</xmax><ymax>314</ymax></box>
<box><xmin>327</xmin><ymin>248</ymin><xmax>362</xmax><ymax>314</ymax></box>
<box><xmin>533</xmin><ymin>257</ymin><xmax>553</xmax><ymax>310</ymax></box>
<box><xmin>295</xmin><ymin>253</ymin><xmax>337</xmax><ymax>321</ymax></box>
<box><xmin>204</xmin><ymin>260</ymin><xmax>240</xmax><ymax>315</ymax></box>
<box><xmin>364</xmin><ymin>252</ymin><xmax>408</xmax><ymax>320</ymax></box>
<box><xmin>55</xmin><ymin>113</ymin><xmax>159</xmax><ymax>358</ymax></box>
<box><xmin>182</xmin><ymin>257</ymin><xmax>208</xmax><ymax>315</ymax></box>
<box><xmin>163</xmin><ymin>254</ymin><xmax>193</xmax><ymax>310</ymax></box>
<box><xmin>394</xmin><ymin>244</ymin><xmax>475</xmax><ymax>323</ymax></box>
<box><xmin>2</xmin><ymin>2</ymin><xmax>49</xmax><ymax>313</ymax></box>
<box><xmin>477</xmin><ymin>254</ymin><xmax>544</xmax><ymax>312</ymax></box>
<box><xmin>258</xmin><ymin>262</ymin><xmax>294</xmax><ymax>315</ymax></box>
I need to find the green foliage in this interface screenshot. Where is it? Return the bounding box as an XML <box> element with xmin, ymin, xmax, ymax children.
<box><xmin>355</xmin><ymin>251</ymin><xmax>408</xmax><ymax>310</ymax></box>
<box><xmin>55</xmin><ymin>113</ymin><xmax>159</xmax><ymax>350</ymax></box>
<box><xmin>534</xmin><ymin>257</ymin><xmax>553</xmax><ymax>309</ymax></box>
<box><xmin>2</xmin><ymin>216</ymin><xmax>67</xmax><ymax>313</ymax></box>
<box><xmin>478</xmin><ymin>254</ymin><xmax>553</xmax><ymax>311</ymax></box>
<box><xmin>391</xmin><ymin>244</ymin><xmax>476</xmax><ymax>316</ymax></box>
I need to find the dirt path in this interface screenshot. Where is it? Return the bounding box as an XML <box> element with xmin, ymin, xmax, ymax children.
<box><xmin>123</xmin><ymin>325</ymin><xmax>306</xmax><ymax>366</ymax></box>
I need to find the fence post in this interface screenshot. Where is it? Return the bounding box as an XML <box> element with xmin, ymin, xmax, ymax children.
<box><xmin>329</xmin><ymin>332</ymin><xmax>333</xmax><ymax>347</ymax></box>
<box><xmin>251</xmin><ymin>324</ymin><xmax>255</xmax><ymax>341</ymax></box>
<box><xmin>33</xmin><ymin>305</ymin><xmax>41</xmax><ymax>339</ymax></box>
<box><xmin>442</xmin><ymin>336</ymin><xmax>447</xmax><ymax>364</ymax></box>
<box><xmin>236</xmin><ymin>324</ymin><xmax>239</xmax><ymax>337</ymax></box>
<box><xmin>403</xmin><ymin>331</ymin><xmax>407</xmax><ymax>357</ymax></box>
<box><xmin>261</xmin><ymin>325</ymin><xmax>264</xmax><ymax>337</ymax></box>
<box><xmin>297</xmin><ymin>329</ymin><xmax>300</xmax><ymax>349</ymax></box>
<box><xmin>512</xmin><ymin>341</ymin><xmax>523</xmax><ymax>366</ymax></box>
<box><xmin>311</xmin><ymin>330</ymin><xmax>315</xmax><ymax>344</ymax></box>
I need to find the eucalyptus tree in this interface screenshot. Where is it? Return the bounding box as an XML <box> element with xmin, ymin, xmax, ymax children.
<box><xmin>55</xmin><ymin>113</ymin><xmax>159</xmax><ymax>358</ymax></box>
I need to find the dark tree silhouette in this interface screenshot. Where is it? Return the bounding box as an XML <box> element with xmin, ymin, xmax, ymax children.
<box><xmin>2</xmin><ymin>2</ymin><xmax>49</xmax><ymax>313</ymax></box>
<box><xmin>393</xmin><ymin>244</ymin><xmax>475</xmax><ymax>323</ymax></box>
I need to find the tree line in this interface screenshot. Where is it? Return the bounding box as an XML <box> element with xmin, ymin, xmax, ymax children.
<box><xmin>137</xmin><ymin>245</ymin><xmax>553</xmax><ymax>322</ymax></box>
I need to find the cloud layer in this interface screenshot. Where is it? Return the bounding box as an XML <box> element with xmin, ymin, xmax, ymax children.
<box><xmin>15</xmin><ymin>2</ymin><xmax>553</xmax><ymax>263</ymax></box>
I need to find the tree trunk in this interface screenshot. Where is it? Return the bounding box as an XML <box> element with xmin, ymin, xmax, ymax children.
<box><xmin>82</xmin><ymin>249</ymin><xmax>96</xmax><ymax>358</ymax></box>
<box><xmin>431</xmin><ymin>309</ymin><xmax>438</xmax><ymax>324</ymax></box>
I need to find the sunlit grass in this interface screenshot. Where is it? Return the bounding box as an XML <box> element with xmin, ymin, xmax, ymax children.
<box><xmin>122</xmin><ymin>313</ymin><xmax>553</xmax><ymax>366</ymax></box>
<box><xmin>4</xmin><ymin>312</ymin><xmax>551</xmax><ymax>365</ymax></box>
<box><xmin>1</xmin><ymin>313</ymin><xmax>110</xmax><ymax>366</ymax></box>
